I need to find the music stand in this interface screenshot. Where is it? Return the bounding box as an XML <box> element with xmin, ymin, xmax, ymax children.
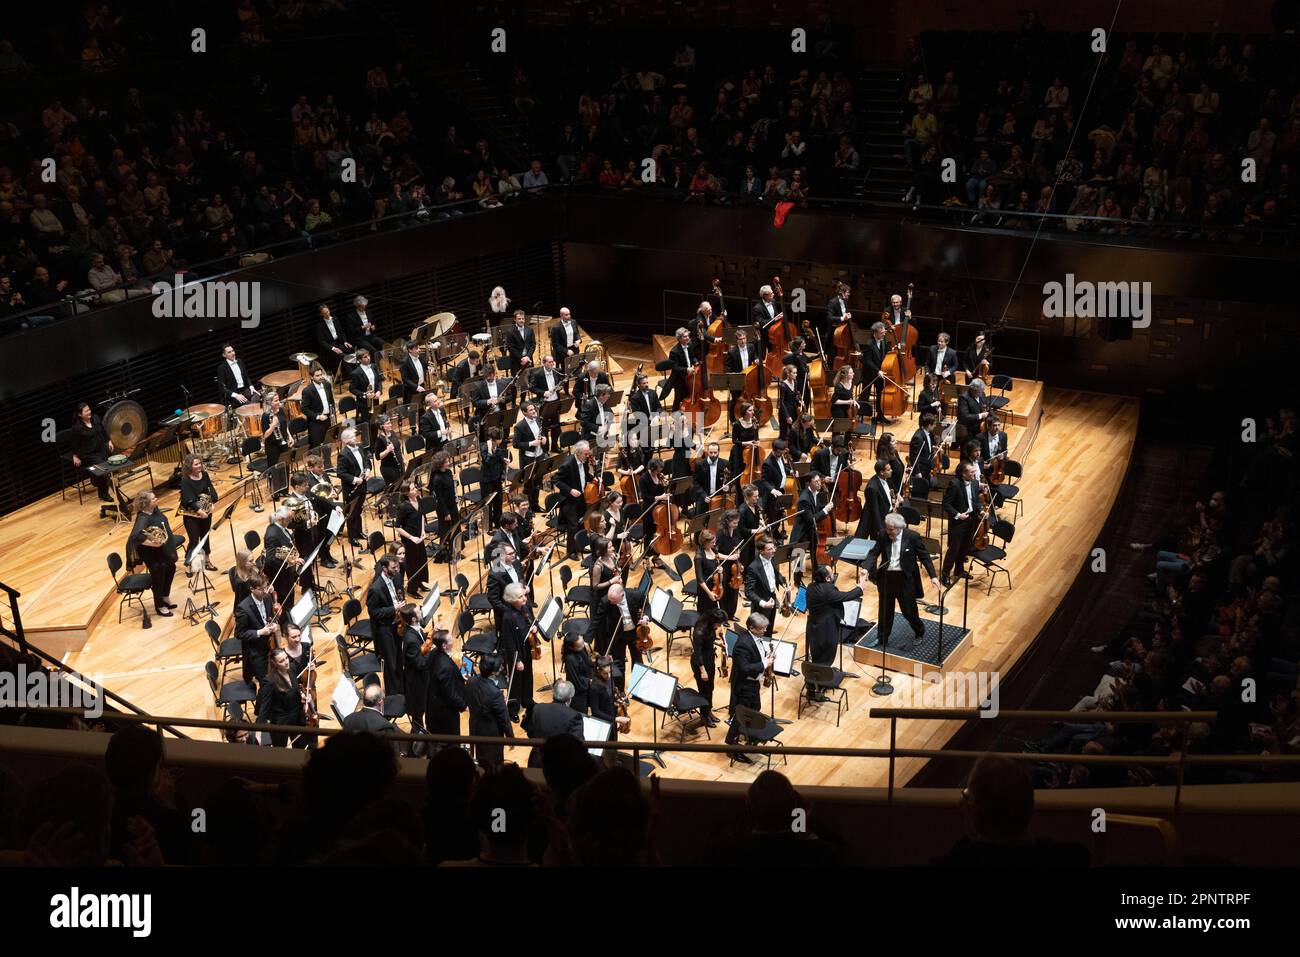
<box><xmin>626</xmin><ymin>661</ymin><xmax>678</xmax><ymax>768</ymax></box>
<box><xmin>215</xmin><ymin>497</ymin><xmax>242</xmax><ymax>560</ymax></box>
<box><xmin>755</xmin><ymin>635</ymin><xmax>798</xmax><ymax>721</ymax></box>
<box><xmin>419</xmin><ymin>583</ymin><xmax>442</xmax><ymax>628</ymax></box>
<box><xmin>183</xmin><ymin>530</ymin><xmax>218</xmax><ymax>624</ymax></box>
<box><xmin>531</xmin><ymin>596</ymin><xmax>564</xmax><ymax>693</ymax></box>
<box><xmin>772</xmin><ymin>541</ymin><xmax>806</xmax><ymax>584</ymax></box>
<box><xmin>683</xmin><ymin>507</ymin><xmax>724</xmax><ymax>538</ymax></box>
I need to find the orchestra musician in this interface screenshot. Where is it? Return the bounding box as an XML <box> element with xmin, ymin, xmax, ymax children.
<box><xmin>729</xmin><ymin>401</ymin><xmax>761</xmax><ymax>476</ymax></box>
<box><xmin>725</xmin><ymin>612</ymin><xmax>773</xmax><ymax>763</ymax></box>
<box><xmin>419</xmin><ymin>392</ymin><xmax>452</xmax><ymax>453</ymax></box>
<box><xmin>724</xmin><ymin>329</ymin><xmax>759</xmax><ymax>422</ymax></box>
<box><xmin>615</xmin><ymin>433</ymin><xmax>647</xmax><ymax>501</ymax></box>
<box><xmin>825</xmin><ymin>280</ymin><xmax>850</xmax><ymax>342</ymax></box>
<box><xmin>858</xmin><ymin>459</ymin><xmax>895</xmax><ymax>540</ymax></box>
<box><xmin>781</xmin><ymin>336</ymin><xmax>811</xmax><ymax>401</ymax></box>
<box><xmin>260</xmin><ymin>391</ymin><xmax>292</xmax><ymax>470</ymax></box>
<box><xmin>217</xmin><ymin>344</ymin><xmax>260</xmax><ymax>406</ymax></box>
<box><xmin>789</xmin><ymin>412</ymin><xmax>817</xmax><ymax>461</ymax></box>
<box><xmin>365</xmin><ymin>552</ymin><xmax>404</xmax><ymax>692</ymax></box>
<box><xmin>304</xmin><ymin>455</ymin><xmax>341</xmax><ymax>568</ymax></box>
<box><xmin>487</xmin><ymin>543</ymin><xmax>529</xmax><ymax>635</ymax></box>
<box><xmin>528</xmin><ymin>355</ymin><xmax>565</xmax><ymax>450</ymax></box>
<box><xmin>865</xmin><ymin>512</ymin><xmax>940</xmax><ymax>648</ymax></box>
<box><xmin>963</xmin><ymin>330</ymin><xmax>992</xmax><ymax>383</ymax></box>
<box><xmin>512</xmin><ymin>400</ymin><xmax>547</xmax><ymax>511</ymax></box>
<box><xmin>811</xmin><ymin>438</ymin><xmax>849</xmax><ymax>489</ymax></box>
<box><xmin>399</xmin><ymin>342</ymin><xmax>428</xmax><ymax>403</ymax></box>
<box><xmin>958</xmin><ymin>378</ymin><xmax>991</xmax><ymax>439</ymax></box>
<box><xmin>256</xmin><ymin>648</ymin><xmax>311</xmax><ymax>748</ymax></box>
<box><xmin>449</xmin><ymin>349</ymin><xmax>483</xmax><ymax>393</ymax></box>
<box><xmin>777</xmin><ymin>362</ymin><xmax>800</xmax><ymax>440</ymax></box>
<box><xmin>661</xmin><ymin>327</ymin><xmax>698</xmax><ymax>410</ymax></box>
<box><xmin>335</xmin><ymin>427</ymin><xmax>371</xmax><ymax>546</ymax></box>
<box><xmin>235</xmin><ymin>574</ymin><xmax>279</xmax><ymax>686</ymax></box>
<box><xmin>470</xmin><ymin>362</ymin><xmax>509</xmax><ymax>432</ymax></box>
<box><xmin>590</xmin><ymin>535</ymin><xmax>623</xmax><ymax>603</ymax></box>
<box><xmin>589</xmin><ymin>581</ymin><xmax>647</xmax><ymax>691</ymax></box>
<box><xmin>372</xmin><ymin>414</ymin><xmax>404</xmax><ymax>486</ymax></box>
<box><xmin>284</xmin><ymin>472</ymin><xmax>318</xmax><ymax>596</ymax></box>
<box><xmin>128</xmin><ymin>490</ymin><xmax>178</xmax><ymax>618</ymax></box>
<box><xmin>549</xmin><ymin>306</ymin><xmax>582</xmax><ymax>365</ymax></box>
<box><xmin>574</xmin><ymin>358</ymin><xmax>611</xmax><ymax>405</ymax></box>
<box><xmin>860</xmin><ymin>321</ymin><xmax>889</xmax><ymax>425</ymax></box>
<box><xmin>695</xmin><ymin>529</ymin><xmax>726</xmax><ymax>623</ymax></box>
<box><xmin>715</xmin><ymin>508</ymin><xmax>744</xmax><ymax>620</ymax></box>
<box><xmin>491</xmin><ymin>511</ymin><xmax>528</xmax><ymax>564</ymax></box>
<box><xmin>395</xmin><ymin>480</ymin><xmax>428</xmax><ymax>597</ymax></box>
<box><xmin>636</xmin><ymin>458</ymin><xmax>671</xmax><ymax>568</ymax></box>
<box><xmin>300</xmin><ymin>365</ymin><xmax>335</xmax><ymax>449</ymax></box>
<box><xmin>465</xmin><ymin>653</ymin><xmax>513</xmax><ymax>767</ymax></box>
<box><xmin>262</xmin><ymin>506</ymin><xmax>302</xmax><ymax>610</ymax></box>
<box><xmin>959</xmin><ymin>439</ymin><xmax>986</xmax><ymax>485</ymax></box>
<box><xmin>805</xmin><ymin>563</ymin><xmax>870</xmax><ymax>689</ymax></box>
<box><xmin>980</xmin><ymin>415</ymin><xmax>1008</xmax><ymax>470</ymax></box>
<box><xmin>500</xmin><ymin>581</ymin><xmax>535</xmax><ymax>723</ymax></box>
<box><xmin>926</xmin><ymin>332</ymin><xmax>958</xmax><ymax>384</ymax></box>
<box><xmin>503</xmin><ymin>309</ymin><xmax>536</xmax><ymax>374</ymax></box>
<box><xmin>743</xmin><ymin>536</ymin><xmax>787</xmax><ymax>620</ymax></box>
<box><xmin>941</xmin><ymin>461</ymin><xmax>984</xmax><ymax>588</ymax></box>
<box><xmin>690</xmin><ymin>607</ymin><xmax>727</xmax><ymax>727</ymax></box>
<box><xmin>589</xmin><ymin>656</ymin><xmax>630</xmax><ymax>738</ymax></box>
<box><xmin>348</xmin><ymin>348</ymin><xmax>382</xmax><ymax>429</ymax></box>
<box><xmin>691</xmin><ymin>440</ymin><xmax>728</xmax><ymax>516</ymax></box>
<box><xmin>316</xmin><ymin>303</ymin><xmax>353</xmax><ymax>372</ymax></box>
<box><xmin>831</xmin><ymin>365</ymin><xmax>858</xmax><ymax>424</ymax></box>
<box><xmin>562</xmin><ymin>633</ymin><xmax>593</xmax><ymax>714</ymax></box>
<box><xmin>626</xmin><ymin>371</ymin><xmax>662</xmax><ymax>441</ymax></box>
<box><xmin>554</xmin><ymin>439</ymin><xmax>595</xmax><ymax>557</ymax></box>
<box><xmin>909</xmin><ymin>413</ymin><xmax>947</xmax><ymax>496</ymax></box>
<box><xmin>580</xmin><ymin>383</ymin><xmax>615</xmax><ymax>445</ymax></box>
<box><xmin>738</xmin><ymin>484</ymin><xmax>765</xmax><ymax>567</ymax></box>
<box><xmin>759</xmin><ymin>439</ymin><xmax>793</xmax><ymax>531</ymax></box>
<box><xmin>751</xmin><ymin>284</ymin><xmax>783</xmax><ymax>340</ymax></box>
<box><xmin>346</xmin><ymin>295</ymin><xmax>385</xmax><ymax>360</ymax></box>
<box><xmin>398</xmin><ymin>604</ymin><xmax>431</xmax><ymax>727</ymax></box>
<box><xmin>877</xmin><ymin>433</ymin><xmax>906</xmax><ymax>498</ymax></box>
<box><xmin>71</xmin><ymin>402</ymin><xmax>116</xmax><ymax>503</ymax></box>
<box><xmin>480</xmin><ymin>426</ymin><xmax>510</xmax><ymax>529</ymax></box>
<box><xmin>428</xmin><ymin>451</ymin><xmax>459</xmax><ymax>558</ymax></box>
<box><xmin>917</xmin><ymin>372</ymin><xmax>945</xmax><ymax>421</ymax></box>
<box><xmin>600</xmin><ymin>490</ymin><xmax>631</xmax><ymax>560</ymax></box>
<box><xmin>422</xmin><ymin>623</ymin><xmax>467</xmax><ymax>738</ymax></box>
<box><xmin>790</xmin><ymin>471</ymin><xmax>834</xmax><ymax>576</ymax></box>
<box><xmin>178</xmin><ymin>455</ymin><xmax>217</xmax><ymax>570</ymax></box>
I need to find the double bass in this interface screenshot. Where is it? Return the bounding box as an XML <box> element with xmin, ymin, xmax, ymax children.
<box><xmin>832</xmin><ymin>454</ymin><xmax>863</xmax><ymax>524</ymax></box>
<box><xmin>705</xmin><ymin>278</ymin><xmax>729</xmax><ymax>378</ymax></box>
<box><xmin>804</xmin><ymin>328</ymin><xmax>832</xmax><ymax>420</ymax></box>
<box><xmin>738</xmin><ymin>355</ymin><xmax>774</xmax><ymax>424</ymax></box>
<box><xmin>879</xmin><ymin>282</ymin><xmax>917</xmax><ymax>419</ymax></box>
<box><xmin>830</xmin><ymin>281</ymin><xmax>856</xmax><ymax>371</ymax></box>
<box><xmin>763</xmin><ymin>276</ymin><xmax>796</xmax><ymax>379</ymax></box>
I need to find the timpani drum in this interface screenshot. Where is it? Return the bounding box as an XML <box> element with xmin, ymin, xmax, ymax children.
<box><xmin>186</xmin><ymin>403</ymin><xmax>228</xmax><ymax>439</ymax></box>
<box><xmin>282</xmin><ymin>392</ymin><xmax>303</xmax><ymax>420</ymax></box>
<box><xmin>261</xmin><ymin>369</ymin><xmax>300</xmax><ymax>396</ymax></box>
<box><xmin>235</xmin><ymin>403</ymin><xmax>265</xmax><ymax>436</ymax></box>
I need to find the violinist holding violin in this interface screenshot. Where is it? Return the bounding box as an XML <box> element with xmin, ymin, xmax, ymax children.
<box><xmin>777</xmin><ymin>362</ymin><xmax>801</xmax><ymax>440</ymax></box>
<box><xmin>590</xmin><ymin>655</ymin><xmax>631</xmax><ymax>737</ymax></box>
<box><xmin>637</xmin><ymin>458</ymin><xmax>672</xmax><ymax>569</ymax></box>
<box><xmin>256</xmin><ymin>647</ymin><xmax>311</xmax><ymax>748</ymax></box>
<box><xmin>926</xmin><ymin>332</ymin><xmax>958</xmax><ymax>383</ymax></box>
<box><xmin>661</xmin><ymin>327</ymin><xmax>699</xmax><ymax>410</ymax></box>
<box><xmin>554</xmin><ymin>439</ymin><xmax>596</xmax><ymax>557</ymax></box>
<box><xmin>715</xmin><ymin>509</ymin><xmax>745</xmax><ymax>620</ymax></box>
<box><xmin>692</xmin><ymin>440</ymin><xmax>729</xmax><ymax>515</ymax></box>
<box><xmin>591</xmin><ymin>582</ymin><xmax>649</xmax><ymax>691</ymax></box>
<box><xmin>917</xmin><ymin>372</ymin><xmax>945</xmax><ymax>421</ymax></box>
<box><xmin>760</xmin><ymin>439</ymin><xmax>794</xmax><ymax>531</ymax></box>
<box><xmin>909</xmin><ymin>413</ymin><xmax>947</xmax><ymax>495</ymax></box>
<box><xmin>689</xmin><ymin>299</ymin><xmax>722</xmax><ymax>386</ymax></box>
<box><xmin>695</xmin><ymin>529</ymin><xmax>726</xmax><ymax>621</ymax></box>
<box><xmin>729</xmin><ymin>400</ymin><xmax>762</xmax><ymax>476</ymax></box>
<box><xmin>690</xmin><ymin>607</ymin><xmax>728</xmax><ymax>728</ymax></box>
<box><xmin>789</xmin><ymin>411</ymin><xmax>818</xmax><ymax>461</ymax></box>
<box><xmin>791</xmin><ymin>471</ymin><xmax>836</xmax><ymax>577</ymax></box>
<box><xmin>501</xmin><ymin>581</ymin><xmax>536</xmax><ymax>723</ymax></box>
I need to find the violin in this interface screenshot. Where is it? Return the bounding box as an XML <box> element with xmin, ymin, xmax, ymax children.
<box><xmin>972</xmin><ymin>482</ymin><xmax>995</xmax><ymax>550</ymax></box>
<box><xmin>296</xmin><ymin>650</ymin><xmax>320</xmax><ymax>728</ymax></box>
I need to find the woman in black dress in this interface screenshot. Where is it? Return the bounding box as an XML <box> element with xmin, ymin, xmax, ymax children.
<box><xmin>637</xmin><ymin>458</ymin><xmax>671</xmax><ymax>568</ymax></box>
<box><xmin>694</xmin><ymin>529</ymin><xmax>723</xmax><ymax>622</ymax></box>
<box><xmin>71</xmin><ymin>401</ymin><xmax>115</xmax><ymax>501</ymax></box>
<box><xmin>600</xmin><ymin>490</ymin><xmax>633</xmax><ymax>573</ymax></box>
<box><xmin>372</xmin><ymin>414</ymin><xmax>404</xmax><ymax>486</ymax></box>
<box><xmin>777</xmin><ymin>364</ymin><xmax>800</xmax><ymax>440</ymax></box>
<box><xmin>616</xmin><ymin>433</ymin><xmax>648</xmax><ymax>507</ymax></box>
<box><xmin>730</xmin><ymin>401</ymin><xmax>761</xmax><ymax>477</ymax></box>
<box><xmin>589</xmin><ymin>535</ymin><xmax>622</xmax><ymax>603</ymax></box>
<box><xmin>256</xmin><ymin>648</ymin><xmax>309</xmax><ymax>748</ymax></box>
<box><xmin>395</xmin><ymin>479</ymin><xmax>428</xmax><ymax>596</ymax></box>
<box><xmin>917</xmin><ymin>372</ymin><xmax>944</xmax><ymax>422</ymax></box>
<box><xmin>427</xmin><ymin>452</ymin><xmax>459</xmax><ymax>556</ymax></box>
<box><xmin>714</xmin><ymin>509</ymin><xmax>743</xmax><ymax>621</ymax></box>
<box><xmin>877</xmin><ymin>432</ymin><xmax>905</xmax><ymax>498</ymax></box>
<box><xmin>179</xmin><ymin>454</ymin><xmax>219</xmax><ymax>571</ymax></box>
<box><xmin>260</xmin><ymin>391</ymin><xmax>293</xmax><ymax>470</ymax></box>
<box><xmin>831</xmin><ymin>366</ymin><xmax>858</xmax><ymax>445</ymax></box>
<box><xmin>689</xmin><ymin>607</ymin><xmax>727</xmax><ymax>727</ymax></box>
<box><xmin>562</xmin><ymin>633</ymin><xmax>593</xmax><ymax>714</ymax></box>
<box><xmin>229</xmin><ymin>548</ymin><xmax>258</xmax><ymax>610</ymax></box>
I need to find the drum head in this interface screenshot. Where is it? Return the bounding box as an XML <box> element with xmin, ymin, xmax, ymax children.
<box><xmin>107</xmin><ymin>453</ymin><xmax>128</xmax><ymax>466</ymax></box>
<box><xmin>364</xmin><ymin>477</ymin><xmax>388</xmax><ymax>495</ymax></box>
<box><xmin>428</xmin><ymin>312</ymin><xmax>457</xmax><ymax>337</ymax></box>
<box><xmin>105</xmin><ymin>400</ymin><xmax>148</xmax><ymax>449</ymax></box>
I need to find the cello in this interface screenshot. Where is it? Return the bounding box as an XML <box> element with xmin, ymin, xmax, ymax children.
<box><xmin>805</xmin><ymin>328</ymin><xmax>832</xmax><ymax>421</ymax></box>
<box><xmin>738</xmin><ymin>355</ymin><xmax>774</xmax><ymax>424</ymax></box>
<box><xmin>705</xmin><ymin>278</ymin><xmax>729</xmax><ymax>378</ymax></box>
<box><xmin>650</xmin><ymin>472</ymin><xmax>684</xmax><ymax>556</ymax></box>
<box><xmin>680</xmin><ymin>340</ymin><xmax>722</xmax><ymax>429</ymax></box>
<box><xmin>763</xmin><ymin>276</ymin><xmax>795</xmax><ymax>379</ymax></box>
<box><xmin>830</xmin><ymin>280</ymin><xmax>856</xmax><ymax>371</ymax></box>
<box><xmin>878</xmin><ymin>282</ymin><xmax>917</xmax><ymax>419</ymax></box>
<box><xmin>832</xmin><ymin>452</ymin><xmax>863</xmax><ymax>525</ymax></box>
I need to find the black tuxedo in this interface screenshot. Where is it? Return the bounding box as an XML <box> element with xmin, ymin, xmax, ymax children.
<box><xmin>910</xmin><ymin>428</ymin><xmax>945</xmax><ymax>495</ymax></box>
<box><xmin>450</xmin><ymin>358</ymin><xmax>482</xmax><ymax>393</ymax></box>
<box><xmin>625</xmin><ymin>387</ymin><xmax>660</xmax><ymax>438</ymax></box>
<box><xmin>528</xmin><ymin>365</ymin><xmax>565</xmax><ymax>400</ymax></box>
<box><xmin>726</xmin><ymin>344</ymin><xmax>760</xmax><ymax>374</ymax></box>
<box><xmin>726</xmin><ymin>629</ymin><xmax>765</xmax><ymax>739</ymax></box>
<box><xmin>471</xmin><ymin>378</ymin><xmax>510</xmax><ymax>426</ymax></box>
<box><xmin>348</xmin><ymin>363</ymin><xmax>382</xmax><ymax>422</ymax></box>
<box><xmin>523</xmin><ymin>701</ymin><xmax>584</xmax><ymax>767</ymax></box>
<box><xmin>860</xmin><ymin>336</ymin><xmax>888</xmax><ymax>420</ymax></box>
<box><xmin>692</xmin><ymin>455</ymin><xmax>728</xmax><ymax>513</ymax></box>
<box><xmin>979</xmin><ymin>430</ymin><xmax>1007</xmax><ymax>465</ymax></box>
<box><xmin>399</xmin><ymin>352</ymin><xmax>428</xmax><ymax>403</ymax></box>
<box><xmin>503</xmin><ymin>325</ymin><xmax>536</xmax><ymax>373</ymax></box>
<box><xmin>424</xmin><ymin>648</ymin><xmax>467</xmax><ymax>736</ymax></box>
<box><xmin>217</xmin><ymin>359</ymin><xmax>258</xmax><ymax>404</ymax></box>
<box><xmin>958</xmin><ymin>393</ymin><xmax>987</xmax><ymax>438</ymax></box>
<box><xmin>549</xmin><ymin>320</ymin><xmax>581</xmax><ymax>363</ymax></box>
<box><xmin>500</xmin><ymin>604</ymin><xmax>534</xmax><ymax>719</ymax></box>
<box><xmin>857</xmin><ymin>474</ymin><xmax>894</xmax><ymax>540</ymax></box>
<box><xmin>346</xmin><ymin>308</ymin><xmax>385</xmax><ymax>358</ymax></box>
<box><xmin>553</xmin><ymin>453</ymin><xmax>591</xmax><ymax>549</ymax></box>
<box><xmin>579</xmin><ymin>397</ymin><xmax>614</xmax><ymax>442</ymax></box>
<box><xmin>300</xmin><ymin>380</ymin><xmax>335</xmax><ymax>447</ymax></box>
<box><xmin>336</xmin><ymin>442</ymin><xmax>371</xmax><ymax>540</ymax></box>
<box><xmin>743</xmin><ymin>556</ymin><xmax>786</xmax><ymax>613</ymax></box>
<box><xmin>789</xmin><ymin>487</ymin><xmax>824</xmax><ymax>553</ymax></box>
<box><xmin>419</xmin><ymin>406</ymin><xmax>451</xmax><ymax>451</ymax></box>
<box><xmin>942</xmin><ymin>474</ymin><xmax>983</xmax><ymax>580</ymax></box>
<box><xmin>660</xmin><ymin>342</ymin><xmax>698</xmax><ymax>407</ymax></box>
<box><xmin>866</xmin><ymin>529</ymin><xmax>937</xmax><ymax>644</ymax></box>
<box><xmin>342</xmin><ymin>707</ymin><xmax>397</xmax><ymax>734</ymax></box>
<box><xmin>317</xmin><ymin>316</ymin><xmax>351</xmax><ymax>363</ymax></box>
<box><xmin>574</xmin><ymin>371</ymin><xmax>611</xmax><ymax>405</ymax></box>
<box><xmin>806</xmin><ymin>579</ymin><xmax>863</xmax><ymax>666</ymax></box>
<box><xmin>465</xmin><ymin>673</ymin><xmax>513</xmax><ymax>766</ymax></box>
<box><xmin>234</xmin><ymin>592</ymin><xmax>276</xmax><ymax>685</ymax></box>
<box><xmin>751</xmin><ymin>299</ymin><xmax>779</xmax><ymax>333</ymax></box>
<box><xmin>926</xmin><ymin>344</ymin><xmax>958</xmax><ymax>379</ymax></box>
<box><xmin>365</xmin><ymin>572</ymin><xmax>403</xmax><ymax>691</ymax></box>
<box><xmin>588</xmin><ymin>585</ymin><xmax>647</xmax><ymax>683</ymax></box>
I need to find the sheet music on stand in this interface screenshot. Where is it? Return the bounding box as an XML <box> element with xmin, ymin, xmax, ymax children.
<box><xmin>582</xmin><ymin>716</ymin><xmax>612</xmax><ymax>759</ymax></box>
<box><xmin>536</xmin><ymin>595</ymin><xmax>564</xmax><ymax>640</ymax></box>
<box><xmin>841</xmin><ymin>599</ymin><xmax>872</xmax><ymax>629</ymax></box>
<box><xmin>648</xmin><ymin>586</ymin><xmax>673</xmax><ymax>625</ymax></box>
<box><xmin>326</xmin><ymin>508</ymin><xmax>345</xmax><ymax>538</ymax></box>
<box><xmin>755</xmin><ymin>637</ymin><xmax>798</xmax><ymax>677</ymax></box>
<box><xmin>627</xmin><ymin>662</ymin><xmax>678</xmax><ymax>710</ymax></box>
<box><xmin>290</xmin><ymin>590</ymin><xmax>316</xmax><ymax>631</ymax></box>
<box><xmin>420</xmin><ymin>583</ymin><xmax>441</xmax><ymax>626</ymax></box>
<box><xmin>330</xmin><ymin>675</ymin><xmax>360</xmax><ymax>723</ymax></box>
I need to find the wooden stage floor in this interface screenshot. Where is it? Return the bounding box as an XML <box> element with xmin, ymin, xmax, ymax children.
<box><xmin>1</xmin><ymin>336</ymin><xmax>1138</xmax><ymax>788</ymax></box>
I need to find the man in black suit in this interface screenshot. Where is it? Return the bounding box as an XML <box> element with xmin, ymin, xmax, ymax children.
<box><xmin>449</xmin><ymin>349</ymin><xmax>483</xmax><ymax>394</ymax></box>
<box><xmin>743</xmin><ymin>537</ymin><xmax>787</xmax><ymax>619</ymax></box>
<box><xmin>909</xmin><ymin>414</ymin><xmax>946</xmax><ymax>496</ymax></box>
<box><xmin>316</xmin><ymin>303</ymin><xmax>352</xmax><ymax>372</ymax></box>
<box><xmin>299</xmin><ymin>366</ymin><xmax>335</xmax><ymax>449</ymax></box>
<box><xmin>345</xmin><ymin>295</ymin><xmax>385</xmax><ymax>359</ymax></box>
<box><xmin>958</xmin><ymin>379</ymin><xmax>990</xmax><ymax>439</ymax></box>
<box><xmin>500</xmin><ymin>582</ymin><xmax>535</xmax><ymax>723</ymax></box>
<box><xmin>470</xmin><ymin>363</ymin><xmax>509</xmax><ymax>433</ymax></box>
<box><xmin>573</xmin><ymin>359</ymin><xmax>612</xmax><ymax>406</ymax></box>
<box><xmin>418</xmin><ymin>393</ymin><xmax>452</xmax><ymax>453</ymax></box>
<box><xmin>866</xmin><ymin>512</ymin><xmax>939</xmax><ymax>648</ymax></box>
<box><xmin>366</xmin><ymin>553</ymin><xmax>404</xmax><ymax>692</ymax></box>
<box><xmin>490</xmin><ymin>513</ymin><xmax>528</xmax><ymax>563</ymax></box>
<box><xmin>805</xmin><ymin>563</ymin><xmax>869</xmax><ymax>671</ymax></box>
<box><xmin>335</xmin><ymin>427</ymin><xmax>371</xmax><ymax>544</ymax></box>
<box><xmin>825</xmin><ymin>281</ymin><xmax>849</xmax><ymax>342</ymax></box>
<box><xmin>512</xmin><ymin>401</ymin><xmax>547</xmax><ymax>510</ymax></box>
<box><xmin>522</xmin><ymin>680</ymin><xmax>584</xmax><ymax>768</ymax></box>
<box><xmin>811</xmin><ymin>439</ymin><xmax>849</xmax><ymax>488</ymax></box>
<box><xmin>751</xmin><ymin>284</ymin><xmax>781</xmax><ymax>337</ymax></box>
<box><xmin>790</xmin><ymin>472</ymin><xmax>833</xmax><ymax>576</ymax></box>
<box><xmin>979</xmin><ymin>415</ymin><xmax>1008</xmax><ymax>466</ymax></box>
<box><xmin>348</xmin><ymin>349</ymin><xmax>382</xmax><ymax>429</ymax></box>
<box><xmin>529</xmin><ymin>355</ymin><xmax>566</xmax><ymax>450</ymax></box>
<box><xmin>725</xmin><ymin>612</ymin><xmax>774</xmax><ymax>763</ymax></box>
<box><xmin>261</xmin><ymin>508</ymin><xmax>301</xmax><ymax>609</ymax></box>
<box><xmin>941</xmin><ymin>461</ymin><xmax>985</xmax><ymax>586</ymax></box>
<box><xmin>692</xmin><ymin>441</ymin><xmax>728</xmax><ymax>516</ymax></box>
<box><xmin>480</xmin><ymin>426</ymin><xmax>510</xmax><ymax>528</ymax></box>
<box><xmin>857</xmin><ymin>459</ymin><xmax>896</xmax><ymax>540</ymax></box>
<box><xmin>235</xmin><ymin>575</ymin><xmax>279</xmax><ymax>686</ymax></box>
<box><xmin>926</xmin><ymin>332</ymin><xmax>958</xmax><ymax>384</ymax></box>
<box><xmin>424</xmin><ymin>627</ymin><xmax>467</xmax><ymax>737</ymax></box>
<box><xmin>217</xmin><ymin>344</ymin><xmax>260</xmax><ymax>406</ymax></box>
<box><xmin>660</xmin><ymin>327</ymin><xmax>698</xmax><ymax>410</ymax></box>
<box><xmin>549</xmin><ymin>306</ymin><xmax>582</xmax><ymax>365</ymax></box>
<box><xmin>342</xmin><ymin>683</ymin><xmax>398</xmax><ymax>734</ymax></box>
<box><xmin>399</xmin><ymin>343</ymin><xmax>429</xmax><ymax>403</ymax></box>
<box><xmin>759</xmin><ymin>439</ymin><xmax>792</xmax><ymax>530</ymax></box>
<box><xmin>860</xmin><ymin>321</ymin><xmax>889</xmax><ymax>423</ymax></box>
<box><xmin>553</xmin><ymin>440</ymin><xmax>594</xmax><ymax>555</ymax></box>
<box><xmin>465</xmin><ymin>653</ymin><xmax>514</xmax><ymax>767</ymax></box>
<box><xmin>503</xmin><ymin>310</ymin><xmax>536</xmax><ymax>374</ymax></box>
<box><xmin>625</xmin><ymin>371</ymin><xmax>662</xmax><ymax>440</ymax></box>
<box><xmin>587</xmin><ymin>582</ymin><xmax>647</xmax><ymax>690</ymax></box>
<box><xmin>579</xmin><ymin>384</ymin><xmax>615</xmax><ymax>445</ymax></box>
<box><xmin>487</xmin><ymin>542</ymin><xmax>529</xmax><ymax>632</ymax></box>
<box><xmin>724</xmin><ymin>329</ymin><xmax>760</xmax><ymax>421</ymax></box>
